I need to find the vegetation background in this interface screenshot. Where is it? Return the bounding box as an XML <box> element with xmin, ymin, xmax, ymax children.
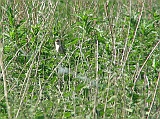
<box><xmin>0</xmin><ymin>0</ymin><xmax>160</xmax><ymax>118</ymax></box>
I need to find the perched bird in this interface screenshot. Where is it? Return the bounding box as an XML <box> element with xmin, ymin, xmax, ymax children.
<box><xmin>55</xmin><ymin>39</ymin><xmax>65</xmax><ymax>54</ymax></box>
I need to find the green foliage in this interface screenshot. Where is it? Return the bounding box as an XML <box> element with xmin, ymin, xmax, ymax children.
<box><xmin>0</xmin><ymin>0</ymin><xmax>160</xmax><ymax>119</ymax></box>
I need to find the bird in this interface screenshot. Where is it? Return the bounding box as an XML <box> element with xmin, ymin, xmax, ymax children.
<box><xmin>55</xmin><ymin>39</ymin><xmax>65</xmax><ymax>54</ymax></box>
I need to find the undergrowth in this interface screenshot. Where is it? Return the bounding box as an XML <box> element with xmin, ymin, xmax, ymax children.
<box><xmin>0</xmin><ymin>0</ymin><xmax>160</xmax><ymax>119</ymax></box>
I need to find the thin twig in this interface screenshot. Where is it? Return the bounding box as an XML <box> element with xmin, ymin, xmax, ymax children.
<box><xmin>124</xmin><ymin>1</ymin><xmax>144</xmax><ymax>69</ymax></box>
<box><xmin>0</xmin><ymin>42</ymin><xmax>11</xmax><ymax>119</ymax></box>
<box><xmin>15</xmin><ymin>37</ymin><xmax>46</xmax><ymax>118</ymax></box>
<box><xmin>93</xmin><ymin>39</ymin><xmax>99</xmax><ymax>118</ymax></box>
<box><xmin>134</xmin><ymin>40</ymin><xmax>160</xmax><ymax>85</ymax></box>
<box><xmin>146</xmin><ymin>72</ymin><xmax>160</xmax><ymax>119</ymax></box>
<box><xmin>104</xmin><ymin>1</ymin><xmax>116</xmax><ymax>64</ymax></box>
<box><xmin>121</xmin><ymin>0</ymin><xmax>132</xmax><ymax>67</ymax></box>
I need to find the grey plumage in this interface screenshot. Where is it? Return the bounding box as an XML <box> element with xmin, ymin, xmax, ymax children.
<box><xmin>55</xmin><ymin>39</ymin><xmax>65</xmax><ymax>54</ymax></box>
